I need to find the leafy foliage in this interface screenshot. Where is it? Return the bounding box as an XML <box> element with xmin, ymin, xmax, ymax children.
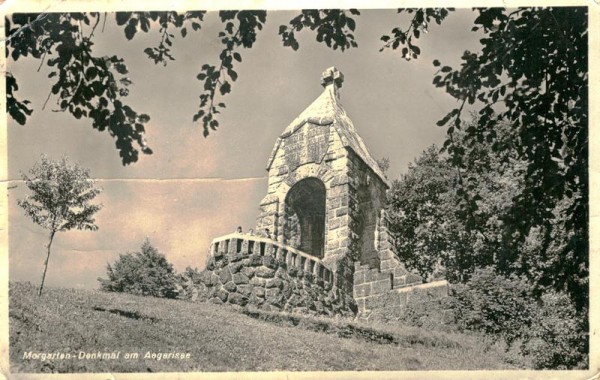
<box><xmin>380</xmin><ymin>8</ymin><xmax>453</xmax><ymax>59</ymax></box>
<box><xmin>389</xmin><ymin>111</ymin><xmax>586</xmax><ymax>315</ymax></box>
<box><xmin>449</xmin><ymin>267</ymin><xmax>536</xmax><ymax>345</ymax></box>
<box><xmin>18</xmin><ymin>155</ymin><xmax>102</xmax><ymax>295</ymax></box>
<box><xmin>172</xmin><ymin>266</ymin><xmax>203</xmax><ymax>300</ymax></box>
<box><xmin>388</xmin><ymin>121</ymin><xmax>528</xmax><ymax>280</ymax></box>
<box><xmin>193</xmin><ymin>11</ymin><xmax>266</xmax><ymax>137</ymax></box>
<box><xmin>388</xmin><ymin>145</ymin><xmax>459</xmax><ymax>281</ymax></box>
<box><xmin>112</xmin><ymin>11</ymin><xmax>206</xmax><ymax>65</ymax></box>
<box><xmin>376</xmin><ymin>157</ymin><xmax>390</xmax><ymax>175</ymax></box>
<box><xmin>98</xmin><ymin>239</ymin><xmax>178</xmax><ymax>298</ymax></box>
<box><xmin>6</xmin><ymin>9</ymin><xmax>589</xmax><ymax>265</ymax></box>
<box><xmin>279</xmin><ymin>9</ymin><xmax>360</xmax><ymax>51</ymax></box>
<box><xmin>446</xmin><ymin>273</ymin><xmax>587</xmax><ymax>369</ymax></box>
<box><xmin>6</xmin><ymin>13</ymin><xmax>155</xmax><ymax>164</ymax></box>
<box><xmin>6</xmin><ymin>72</ymin><xmax>33</xmax><ymax>125</ymax></box>
<box><xmin>388</xmin><ymin>116</ymin><xmax>588</xmax><ymax>368</ymax></box>
<box><xmin>522</xmin><ymin>291</ymin><xmax>588</xmax><ymax>369</ymax></box>
<box><xmin>18</xmin><ymin>155</ymin><xmax>102</xmax><ymax>233</ymax></box>
<box><xmin>430</xmin><ymin>8</ymin><xmax>588</xmax><ymax>310</ymax></box>
<box><xmin>6</xmin><ymin>9</ymin><xmax>360</xmax><ymax>161</ymax></box>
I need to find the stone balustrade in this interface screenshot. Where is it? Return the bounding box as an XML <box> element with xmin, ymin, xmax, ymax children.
<box><xmin>195</xmin><ymin>233</ymin><xmax>355</xmax><ymax>316</ymax></box>
<box><xmin>210</xmin><ymin>233</ymin><xmax>334</xmax><ymax>285</ymax></box>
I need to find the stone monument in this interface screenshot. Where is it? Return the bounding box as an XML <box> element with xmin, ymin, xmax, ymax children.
<box><xmin>198</xmin><ymin>67</ymin><xmax>448</xmax><ymax>319</ymax></box>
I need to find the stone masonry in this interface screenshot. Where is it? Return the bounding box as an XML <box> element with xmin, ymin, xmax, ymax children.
<box><xmin>196</xmin><ymin>234</ymin><xmax>355</xmax><ymax>316</ymax></box>
<box><xmin>353</xmin><ymin>210</ymin><xmax>449</xmax><ymax>320</ymax></box>
<box><xmin>198</xmin><ymin>67</ymin><xmax>448</xmax><ymax>318</ymax></box>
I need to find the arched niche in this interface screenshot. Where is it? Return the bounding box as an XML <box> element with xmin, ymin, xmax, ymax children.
<box><xmin>284</xmin><ymin>177</ymin><xmax>326</xmax><ymax>258</ymax></box>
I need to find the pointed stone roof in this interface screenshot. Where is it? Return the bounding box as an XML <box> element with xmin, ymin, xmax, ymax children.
<box><xmin>267</xmin><ymin>67</ymin><xmax>390</xmax><ymax>187</ymax></box>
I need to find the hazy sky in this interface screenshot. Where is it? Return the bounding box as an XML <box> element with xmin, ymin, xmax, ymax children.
<box><xmin>8</xmin><ymin>8</ymin><xmax>482</xmax><ymax>289</ymax></box>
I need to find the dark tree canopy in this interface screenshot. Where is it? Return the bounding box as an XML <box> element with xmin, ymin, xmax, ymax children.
<box><xmin>431</xmin><ymin>8</ymin><xmax>588</xmax><ymax>310</ymax></box>
<box><xmin>5</xmin><ymin>10</ymin><xmax>359</xmax><ymax>164</ymax></box>
<box><xmin>389</xmin><ymin>117</ymin><xmax>587</xmax><ymax>310</ymax></box>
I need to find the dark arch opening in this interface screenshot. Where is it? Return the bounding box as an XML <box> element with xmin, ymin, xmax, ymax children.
<box><xmin>284</xmin><ymin>177</ymin><xmax>326</xmax><ymax>258</ymax></box>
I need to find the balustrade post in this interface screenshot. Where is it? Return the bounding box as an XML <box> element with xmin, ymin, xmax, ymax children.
<box><xmin>254</xmin><ymin>241</ymin><xmax>263</xmax><ymax>255</ymax></box>
<box><xmin>304</xmin><ymin>259</ymin><xmax>312</xmax><ymax>273</ymax></box>
<box><xmin>312</xmin><ymin>261</ymin><xmax>319</xmax><ymax>277</ymax></box>
<box><xmin>218</xmin><ymin>239</ymin><xmax>228</xmax><ymax>255</ymax></box>
<box><xmin>228</xmin><ymin>238</ymin><xmax>237</xmax><ymax>254</ymax></box>
<box><xmin>276</xmin><ymin>247</ymin><xmax>285</xmax><ymax>261</ymax></box>
<box><xmin>298</xmin><ymin>256</ymin><xmax>306</xmax><ymax>270</ymax></box>
<box><xmin>241</xmin><ymin>239</ymin><xmax>250</xmax><ymax>255</ymax></box>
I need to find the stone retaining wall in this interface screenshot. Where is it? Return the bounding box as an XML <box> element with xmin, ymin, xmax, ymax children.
<box><xmin>353</xmin><ymin>210</ymin><xmax>449</xmax><ymax>320</ymax></box>
<box><xmin>355</xmin><ymin>273</ymin><xmax>449</xmax><ymax>322</ymax></box>
<box><xmin>195</xmin><ymin>234</ymin><xmax>356</xmax><ymax>316</ymax></box>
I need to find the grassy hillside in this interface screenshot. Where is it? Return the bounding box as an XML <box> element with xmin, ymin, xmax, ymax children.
<box><xmin>9</xmin><ymin>281</ymin><xmax>518</xmax><ymax>373</ymax></box>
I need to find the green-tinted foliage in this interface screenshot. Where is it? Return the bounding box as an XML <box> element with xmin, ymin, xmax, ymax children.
<box><xmin>18</xmin><ymin>155</ymin><xmax>102</xmax><ymax>295</ymax></box>
<box><xmin>18</xmin><ymin>155</ymin><xmax>102</xmax><ymax>233</ymax></box>
<box><xmin>6</xmin><ymin>13</ymin><xmax>156</xmax><ymax>165</ymax></box>
<box><xmin>430</xmin><ymin>7</ymin><xmax>588</xmax><ymax>309</ymax></box>
<box><xmin>380</xmin><ymin>8</ymin><xmax>453</xmax><ymax>59</ymax></box>
<box><xmin>388</xmin><ymin>145</ymin><xmax>461</xmax><ymax>281</ymax></box>
<box><xmin>445</xmin><ymin>271</ymin><xmax>587</xmax><ymax>369</ymax></box>
<box><xmin>522</xmin><ymin>292</ymin><xmax>588</xmax><ymax>369</ymax></box>
<box><xmin>279</xmin><ymin>9</ymin><xmax>360</xmax><ymax>52</ymax></box>
<box><xmin>98</xmin><ymin>240</ymin><xmax>178</xmax><ymax>299</ymax></box>
<box><xmin>449</xmin><ymin>267</ymin><xmax>536</xmax><ymax>345</ymax></box>
<box><xmin>174</xmin><ymin>266</ymin><xmax>203</xmax><ymax>299</ymax></box>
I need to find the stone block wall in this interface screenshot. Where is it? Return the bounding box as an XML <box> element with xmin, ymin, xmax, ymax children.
<box><xmin>354</xmin><ymin>253</ymin><xmax>449</xmax><ymax>322</ymax></box>
<box><xmin>345</xmin><ymin>148</ymin><xmax>388</xmax><ymax>269</ymax></box>
<box><xmin>353</xmin><ymin>210</ymin><xmax>449</xmax><ymax>319</ymax></box>
<box><xmin>257</xmin><ymin>119</ymin><xmax>349</xmax><ymax>248</ymax></box>
<box><xmin>357</xmin><ymin>280</ymin><xmax>450</xmax><ymax>322</ymax></box>
<box><xmin>195</xmin><ymin>234</ymin><xmax>356</xmax><ymax>317</ymax></box>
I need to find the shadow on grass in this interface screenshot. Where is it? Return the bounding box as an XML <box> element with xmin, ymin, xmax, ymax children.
<box><xmin>241</xmin><ymin>307</ymin><xmax>461</xmax><ymax>348</ymax></box>
<box><xmin>92</xmin><ymin>306</ymin><xmax>159</xmax><ymax>323</ymax></box>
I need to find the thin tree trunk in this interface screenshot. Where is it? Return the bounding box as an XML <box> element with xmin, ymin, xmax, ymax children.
<box><xmin>39</xmin><ymin>230</ymin><xmax>56</xmax><ymax>297</ymax></box>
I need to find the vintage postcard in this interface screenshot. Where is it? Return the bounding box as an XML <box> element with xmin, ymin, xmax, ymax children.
<box><xmin>1</xmin><ymin>0</ymin><xmax>598</xmax><ymax>379</ymax></box>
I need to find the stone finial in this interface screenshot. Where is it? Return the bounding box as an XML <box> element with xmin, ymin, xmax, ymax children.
<box><xmin>320</xmin><ymin>67</ymin><xmax>344</xmax><ymax>89</ymax></box>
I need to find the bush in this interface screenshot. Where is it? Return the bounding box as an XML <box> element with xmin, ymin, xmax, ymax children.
<box><xmin>397</xmin><ymin>297</ymin><xmax>458</xmax><ymax>332</ymax></box>
<box><xmin>448</xmin><ymin>267</ymin><xmax>588</xmax><ymax>369</ymax></box>
<box><xmin>98</xmin><ymin>239</ymin><xmax>178</xmax><ymax>298</ymax></box>
<box><xmin>449</xmin><ymin>266</ymin><xmax>536</xmax><ymax>345</ymax></box>
<box><xmin>174</xmin><ymin>266</ymin><xmax>203</xmax><ymax>300</ymax></box>
<box><xmin>522</xmin><ymin>291</ymin><xmax>588</xmax><ymax>369</ymax></box>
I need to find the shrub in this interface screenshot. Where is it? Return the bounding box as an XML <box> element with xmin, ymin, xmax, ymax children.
<box><xmin>449</xmin><ymin>266</ymin><xmax>536</xmax><ymax>345</ymax></box>
<box><xmin>447</xmin><ymin>267</ymin><xmax>588</xmax><ymax>369</ymax></box>
<box><xmin>175</xmin><ymin>266</ymin><xmax>203</xmax><ymax>300</ymax></box>
<box><xmin>522</xmin><ymin>291</ymin><xmax>588</xmax><ymax>369</ymax></box>
<box><xmin>398</xmin><ymin>297</ymin><xmax>459</xmax><ymax>332</ymax></box>
<box><xmin>98</xmin><ymin>239</ymin><xmax>178</xmax><ymax>298</ymax></box>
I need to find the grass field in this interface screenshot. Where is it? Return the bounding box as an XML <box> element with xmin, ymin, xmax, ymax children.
<box><xmin>9</xmin><ymin>281</ymin><xmax>519</xmax><ymax>373</ymax></box>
